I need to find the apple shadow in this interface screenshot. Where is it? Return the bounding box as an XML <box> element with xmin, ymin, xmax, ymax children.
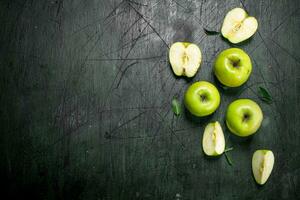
<box><xmin>182</xmin><ymin>75</ymin><xmax>196</xmax><ymax>83</ymax></box>
<box><xmin>252</xmin><ymin>174</ymin><xmax>265</xmax><ymax>189</ymax></box>
<box><xmin>221</xmin><ymin>35</ymin><xmax>253</xmax><ymax>47</ymax></box>
<box><xmin>228</xmin><ymin>132</ymin><xmax>254</xmax><ymax>145</ymax></box>
<box><xmin>212</xmin><ymin>74</ymin><xmax>244</xmax><ymax>96</ymax></box>
<box><xmin>184</xmin><ymin>106</ymin><xmax>214</xmax><ymax>126</ymax></box>
<box><xmin>223</xmin><ymin>122</ymin><xmax>254</xmax><ymax>145</ymax></box>
<box><xmin>203</xmin><ymin>154</ymin><xmax>222</xmax><ymax>162</ymax></box>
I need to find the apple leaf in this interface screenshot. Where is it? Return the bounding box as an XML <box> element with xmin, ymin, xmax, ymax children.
<box><xmin>224</xmin><ymin>152</ymin><xmax>233</xmax><ymax>166</ymax></box>
<box><xmin>203</xmin><ymin>28</ymin><xmax>220</xmax><ymax>35</ymax></box>
<box><xmin>224</xmin><ymin>147</ymin><xmax>233</xmax><ymax>152</ymax></box>
<box><xmin>258</xmin><ymin>87</ymin><xmax>272</xmax><ymax>104</ymax></box>
<box><xmin>224</xmin><ymin>146</ymin><xmax>233</xmax><ymax>166</ymax></box>
<box><xmin>172</xmin><ymin>99</ymin><xmax>181</xmax><ymax>116</ymax></box>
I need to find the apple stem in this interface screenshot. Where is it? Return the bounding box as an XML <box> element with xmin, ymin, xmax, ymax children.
<box><xmin>200</xmin><ymin>94</ymin><xmax>207</xmax><ymax>102</ymax></box>
<box><xmin>242</xmin><ymin>114</ymin><xmax>250</xmax><ymax>122</ymax></box>
<box><xmin>232</xmin><ymin>59</ymin><xmax>240</xmax><ymax>68</ymax></box>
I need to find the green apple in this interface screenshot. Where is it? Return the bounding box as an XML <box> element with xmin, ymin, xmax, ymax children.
<box><xmin>184</xmin><ymin>81</ymin><xmax>220</xmax><ymax>117</ymax></box>
<box><xmin>214</xmin><ymin>48</ymin><xmax>252</xmax><ymax>87</ymax></box>
<box><xmin>252</xmin><ymin>150</ymin><xmax>274</xmax><ymax>185</ymax></box>
<box><xmin>202</xmin><ymin>121</ymin><xmax>225</xmax><ymax>156</ymax></box>
<box><xmin>221</xmin><ymin>8</ymin><xmax>258</xmax><ymax>44</ymax></box>
<box><xmin>226</xmin><ymin>99</ymin><xmax>263</xmax><ymax>137</ymax></box>
<box><xmin>169</xmin><ymin>42</ymin><xmax>202</xmax><ymax>77</ymax></box>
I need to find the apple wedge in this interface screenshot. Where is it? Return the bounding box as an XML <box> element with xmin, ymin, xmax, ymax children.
<box><xmin>169</xmin><ymin>42</ymin><xmax>202</xmax><ymax>77</ymax></box>
<box><xmin>221</xmin><ymin>8</ymin><xmax>258</xmax><ymax>44</ymax></box>
<box><xmin>252</xmin><ymin>150</ymin><xmax>275</xmax><ymax>185</ymax></box>
<box><xmin>202</xmin><ymin>121</ymin><xmax>225</xmax><ymax>156</ymax></box>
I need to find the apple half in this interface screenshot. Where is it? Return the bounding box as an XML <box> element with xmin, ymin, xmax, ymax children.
<box><xmin>221</xmin><ymin>8</ymin><xmax>258</xmax><ymax>44</ymax></box>
<box><xmin>252</xmin><ymin>150</ymin><xmax>275</xmax><ymax>185</ymax></box>
<box><xmin>202</xmin><ymin>121</ymin><xmax>225</xmax><ymax>156</ymax></box>
<box><xmin>169</xmin><ymin>42</ymin><xmax>202</xmax><ymax>77</ymax></box>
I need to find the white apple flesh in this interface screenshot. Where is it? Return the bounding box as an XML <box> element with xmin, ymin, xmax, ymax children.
<box><xmin>252</xmin><ymin>150</ymin><xmax>275</xmax><ymax>185</ymax></box>
<box><xmin>202</xmin><ymin>121</ymin><xmax>225</xmax><ymax>156</ymax></box>
<box><xmin>221</xmin><ymin>8</ymin><xmax>258</xmax><ymax>44</ymax></box>
<box><xmin>169</xmin><ymin>42</ymin><xmax>202</xmax><ymax>77</ymax></box>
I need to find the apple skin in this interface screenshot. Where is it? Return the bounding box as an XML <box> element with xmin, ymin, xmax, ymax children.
<box><xmin>184</xmin><ymin>81</ymin><xmax>220</xmax><ymax>117</ymax></box>
<box><xmin>214</xmin><ymin>48</ymin><xmax>252</xmax><ymax>87</ymax></box>
<box><xmin>226</xmin><ymin>99</ymin><xmax>263</xmax><ymax>137</ymax></box>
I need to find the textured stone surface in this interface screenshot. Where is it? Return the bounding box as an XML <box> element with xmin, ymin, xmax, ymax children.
<box><xmin>0</xmin><ymin>0</ymin><xmax>299</xmax><ymax>199</ymax></box>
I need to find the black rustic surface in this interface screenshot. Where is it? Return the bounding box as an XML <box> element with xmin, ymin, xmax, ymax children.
<box><xmin>0</xmin><ymin>0</ymin><xmax>299</xmax><ymax>199</ymax></box>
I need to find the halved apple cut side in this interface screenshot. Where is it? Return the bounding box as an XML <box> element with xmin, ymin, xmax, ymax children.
<box><xmin>221</xmin><ymin>8</ymin><xmax>258</xmax><ymax>44</ymax></box>
<box><xmin>169</xmin><ymin>42</ymin><xmax>202</xmax><ymax>77</ymax></box>
<box><xmin>252</xmin><ymin>150</ymin><xmax>275</xmax><ymax>185</ymax></box>
<box><xmin>202</xmin><ymin>121</ymin><xmax>225</xmax><ymax>156</ymax></box>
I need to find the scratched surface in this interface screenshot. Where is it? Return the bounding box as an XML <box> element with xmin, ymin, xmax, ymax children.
<box><xmin>0</xmin><ymin>0</ymin><xmax>299</xmax><ymax>199</ymax></box>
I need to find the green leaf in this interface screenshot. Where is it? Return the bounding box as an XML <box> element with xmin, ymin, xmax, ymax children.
<box><xmin>258</xmin><ymin>87</ymin><xmax>272</xmax><ymax>104</ymax></box>
<box><xmin>224</xmin><ymin>146</ymin><xmax>233</xmax><ymax>166</ymax></box>
<box><xmin>224</xmin><ymin>147</ymin><xmax>233</xmax><ymax>152</ymax></box>
<box><xmin>203</xmin><ymin>28</ymin><xmax>220</xmax><ymax>35</ymax></box>
<box><xmin>172</xmin><ymin>99</ymin><xmax>181</xmax><ymax>116</ymax></box>
<box><xmin>224</xmin><ymin>152</ymin><xmax>233</xmax><ymax>166</ymax></box>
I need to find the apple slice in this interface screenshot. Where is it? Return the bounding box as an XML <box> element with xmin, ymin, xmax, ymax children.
<box><xmin>252</xmin><ymin>150</ymin><xmax>275</xmax><ymax>185</ymax></box>
<box><xmin>202</xmin><ymin>121</ymin><xmax>225</xmax><ymax>156</ymax></box>
<box><xmin>169</xmin><ymin>42</ymin><xmax>202</xmax><ymax>77</ymax></box>
<box><xmin>221</xmin><ymin>8</ymin><xmax>258</xmax><ymax>44</ymax></box>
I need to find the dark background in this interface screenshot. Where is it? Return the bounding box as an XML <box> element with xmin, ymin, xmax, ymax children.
<box><xmin>0</xmin><ymin>0</ymin><xmax>299</xmax><ymax>199</ymax></box>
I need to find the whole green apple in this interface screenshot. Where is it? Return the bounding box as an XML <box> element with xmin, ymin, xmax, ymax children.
<box><xmin>214</xmin><ymin>48</ymin><xmax>252</xmax><ymax>87</ymax></box>
<box><xmin>226</xmin><ymin>99</ymin><xmax>263</xmax><ymax>137</ymax></box>
<box><xmin>184</xmin><ymin>81</ymin><xmax>220</xmax><ymax>117</ymax></box>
